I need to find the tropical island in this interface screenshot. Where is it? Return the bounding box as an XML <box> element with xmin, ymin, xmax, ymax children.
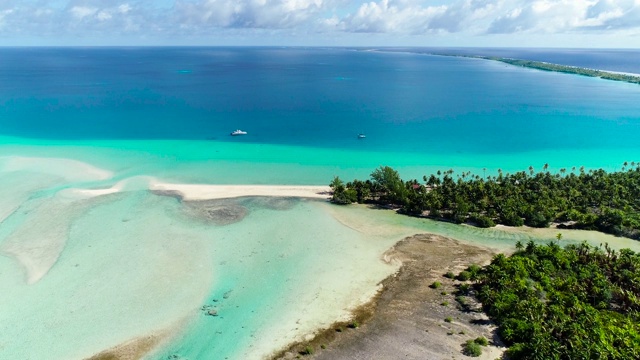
<box><xmin>319</xmin><ymin>166</ymin><xmax>640</xmax><ymax>359</ymax></box>
<box><xmin>330</xmin><ymin>164</ymin><xmax>640</xmax><ymax>240</ymax></box>
<box><xmin>432</xmin><ymin>53</ymin><xmax>640</xmax><ymax>85</ymax></box>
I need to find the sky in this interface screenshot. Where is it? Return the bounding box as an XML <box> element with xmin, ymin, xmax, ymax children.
<box><xmin>0</xmin><ymin>0</ymin><xmax>639</xmax><ymax>47</ymax></box>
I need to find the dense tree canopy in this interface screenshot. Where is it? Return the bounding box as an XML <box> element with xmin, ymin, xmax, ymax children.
<box><xmin>473</xmin><ymin>242</ymin><xmax>640</xmax><ymax>359</ymax></box>
<box><xmin>330</xmin><ymin>164</ymin><xmax>640</xmax><ymax>239</ymax></box>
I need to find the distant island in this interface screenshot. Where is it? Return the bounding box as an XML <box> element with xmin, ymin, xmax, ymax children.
<box><xmin>436</xmin><ymin>53</ymin><xmax>640</xmax><ymax>85</ymax></box>
<box><xmin>330</xmin><ymin>164</ymin><xmax>640</xmax><ymax>240</ymax></box>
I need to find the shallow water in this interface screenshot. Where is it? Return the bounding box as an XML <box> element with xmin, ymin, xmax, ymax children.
<box><xmin>2</xmin><ymin>48</ymin><xmax>640</xmax><ymax>359</ymax></box>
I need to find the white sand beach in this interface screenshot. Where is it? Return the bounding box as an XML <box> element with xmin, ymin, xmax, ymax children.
<box><xmin>149</xmin><ymin>181</ymin><xmax>332</xmax><ymax>201</ymax></box>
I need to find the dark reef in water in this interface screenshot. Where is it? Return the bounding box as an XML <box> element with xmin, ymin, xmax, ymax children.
<box><xmin>151</xmin><ymin>190</ymin><xmax>299</xmax><ymax>225</ymax></box>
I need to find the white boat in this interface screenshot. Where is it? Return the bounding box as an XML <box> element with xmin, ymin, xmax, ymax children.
<box><xmin>230</xmin><ymin>130</ymin><xmax>247</xmax><ymax>136</ymax></box>
<box><xmin>357</xmin><ymin>133</ymin><xmax>366</xmax><ymax>139</ymax></box>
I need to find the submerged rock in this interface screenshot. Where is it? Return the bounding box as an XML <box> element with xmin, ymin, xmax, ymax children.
<box><xmin>183</xmin><ymin>199</ymin><xmax>248</xmax><ymax>225</ymax></box>
<box><xmin>243</xmin><ymin>196</ymin><xmax>298</xmax><ymax>211</ymax></box>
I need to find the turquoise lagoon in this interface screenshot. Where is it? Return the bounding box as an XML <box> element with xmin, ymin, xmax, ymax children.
<box><xmin>2</xmin><ymin>48</ymin><xmax>640</xmax><ymax>359</ymax></box>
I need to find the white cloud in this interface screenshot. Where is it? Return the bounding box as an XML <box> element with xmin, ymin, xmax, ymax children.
<box><xmin>96</xmin><ymin>10</ymin><xmax>112</xmax><ymax>21</ymax></box>
<box><xmin>172</xmin><ymin>0</ymin><xmax>326</xmax><ymax>29</ymax></box>
<box><xmin>0</xmin><ymin>0</ymin><xmax>639</xmax><ymax>44</ymax></box>
<box><xmin>70</xmin><ymin>6</ymin><xmax>97</xmax><ymax>19</ymax></box>
<box><xmin>337</xmin><ymin>0</ymin><xmax>447</xmax><ymax>33</ymax></box>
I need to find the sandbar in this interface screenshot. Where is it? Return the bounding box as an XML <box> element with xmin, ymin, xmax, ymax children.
<box><xmin>149</xmin><ymin>181</ymin><xmax>332</xmax><ymax>201</ymax></box>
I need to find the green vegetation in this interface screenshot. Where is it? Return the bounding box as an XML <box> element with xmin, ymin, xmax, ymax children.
<box><xmin>457</xmin><ymin>271</ymin><xmax>472</xmax><ymax>281</ymax></box>
<box><xmin>462</xmin><ymin>337</ymin><xmax>489</xmax><ymax>357</ymax></box>
<box><xmin>462</xmin><ymin>339</ymin><xmax>483</xmax><ymax>357</ymax></box>
<box><xmin>474</xmin><ymin>336</ymin><xmax>489</xmax><ymax>346</ymax></box>
<box><xmin>444</xmin><ymin>271</ymin><xmax>456</xmax><ymax>279</ymax></box>
<box><xmin>430</xmin><ymin>281</ymin><xmax>442</xmax><ymax>289</ymax></box>
<box><xmin>300</xmin><ymin>346</ymin><xmax>314</xmax><ymax>356</ymax></box>
<box><xmin>432</xmin><ymin>53</ymin><xmax>640</xmax><ymax>86</ymax></box>
<box><xmin>484</xmin><ymin>56</ymin><xmax>640</xmax><ymax>85</ymax></box>
<box><xmin>475</xmin><ymin>242</ymin><xmax>640</xmax><ymax>359</ymax></box>
<box><xmin>347</xmin><ymin>320</ymin><xmax>359</xmax><ymax>329</ymax></box>
<box><xmin>441</xmin><ymin>301</ymin><xmax>449</xmax><ymax>306</ymax></box>
<box><xmin>444</xmin><ymin>316</ymin><xmax>453</xmax><ymax>323</ymax></box>
<box><xmin>331</xmin><ymin>164</ymin><xmax>640</xmax><ymax>240</ymax></box>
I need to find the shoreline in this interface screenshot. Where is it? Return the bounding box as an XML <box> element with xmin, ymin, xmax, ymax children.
<box><xmin>272</xmin><ymin>233</ymin><xmax>505</xmax><ymax>360</ymax></box>
<box><xmin>436</xmin><ymin>53</ymin><xmax>640</xmax><ymax>85</ymax></box>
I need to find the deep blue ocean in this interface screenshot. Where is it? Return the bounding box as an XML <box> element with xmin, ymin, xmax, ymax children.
<box><xmin>1</xmin><ymin>47</ymin><xmax>640</xmax><ymax>158</ymax></box>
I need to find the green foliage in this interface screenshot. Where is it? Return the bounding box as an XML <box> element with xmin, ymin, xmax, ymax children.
<box><xmin>330</xmin><ymin>176</ymin><xmax>356</xmax><ymax>205</ymax></box>
<box><xmin>444</xmin><ymin>316</ymin><xmax>453</xmax><ymax>323</ymax></box>
<box><xmin>470</xmin><ymin>214</ymin><xmax>495</xmax><ymax>228</ymax></box>
<box><xmin>463</xmin><ymin>340</ymin><xmax>483</xmax><ymax>357</ymax></box>
<box><xmin>485</xmin><ymin>56</ymin><xmax>640</xmax><ymax>85</ymax></box>
<box><xmin>347</xmin><ymin>321</ymin><xmax>359</xmax><ymax>329</ymax></box>
<box><xmin>475</xmin><ymin>242</ymin><xmax>640</xmax><ymax>360</ymax></box>
<box><xmin>441</xmin><ymin>301</ymin><xmax>449</xmax><ymax>306</ymax></box>
<box><xmin>444</xmin><ymin>271</ymin><xmax>456</xmax><ymax>279</ymax></box>
<box><xmin>333</xmin><ymin>164</ymin><xmax>640</xmax><ymax>240</ymax></box>
<box><xmin>370</xmin><ymin>166</ymin><xmax>407</xmax><ymax>205</ymax></box>
<box><xmin>466</xmin><ymin>264</ymin><xmax>482</xmax><ymax>279</ymax></box>
<box><xmin>474</xmin><ymin>337</ymin><xmax>489</xmax><ymax>346</ymax></box>
<box><xmin>458</xmin><ymin>283</ymin><xmax>471</xmax><ymax>294</ymax></box>
<box><xmin>457</xmin><ymin>271</ymin><xmax>472</xmax><ymax>281</ymax></box>
<box><xmin>430</xmin><ymin>281</ymin><xmax>442</xmax><ymax>289</ymax></box>
<box><xmin>300</xmin><ymin>346</ymin><xmax>314</xmax><ymax>355</ymax></box>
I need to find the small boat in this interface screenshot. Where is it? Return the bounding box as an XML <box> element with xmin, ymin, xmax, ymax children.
<box><xmin>357</xmin><ymin>133</ymin><xmax>366</xmax><ymax>139</ymax></box>
<box><xmin>230</xmin><ymin>130</ymin><xmax>247</xmax><ymax>136</ymax></box>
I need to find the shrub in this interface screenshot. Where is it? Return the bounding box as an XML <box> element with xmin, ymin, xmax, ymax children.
<box><xmin>474</xmin><ymin>336</ymin><xmax>489</xmax><ymax>346</ymax></box>
<box><xmin>348</xmin><ymin>321</ymin><xmax>359</xmax><ymax>329</ymax></box>
<box><xmin>441</xmin><ymin>291</ymin><xmax>448</xmax><ymax>295</ymax></box>
<box><xmin>501</xmin><ymin>212</ymin><xmax>524</xmax><ymax>227</ymax></box>
<box><xmin>441</xmin><ymin>301</ymin><xmax>449</xmax><ymax>306</ymax></box>
<box><xmin>463</xmin><ymin>340</ymin><xmax>482</xmax><ymax>357</ymax></box>
<box><xmin>430</xmin><ymin>281</ymin><xmax>442</xmax><ymax>289</ymax></box>
<box><xmin>471</xmin><ymin>214</ymin><xmax>495</xmax><ymax>228</ymax></box>
<box><xmin>467</xmin><ymin>264</ymin><xmax>482</xmax><ymax>278</ymax></box>
<box><xmin>444</xmin><ymin>271</ymin><xmax>456</xmax><ymax>279</ymax></box>
<box><xmin>525</xmin><ymin>212</ymin><xmax>551</xmax><ymax>228</ymax></box>
<box><xmin>458</xmin><ymin>283</ymin><xmax>471</xmax><ymax>294</ymax></box>
<box><xmin>320</xmin><ymin>344</ymin><xmax>326</xmax><ymax>349</ymax></box>
<box><xmin>457</xmin><ymin>271</ymin><xmax>472</xmax><ymax>281</ymax></box>
<box><xmin>300</xmin><ymin>346</ymin><xmax>314</xmax><ymax>355</ymax></box>
<box><xmin>444</xmin><ymin>317</ymin><xmax>453</xmax><ymax>323</ymax></box>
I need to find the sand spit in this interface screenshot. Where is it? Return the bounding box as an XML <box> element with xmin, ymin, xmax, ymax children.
<box><xmin>63</xmin><ymin>176</ymin><xmax>332</xmax><ymax>202</ymax></box>
<box><xmin>275</xmin><ymin>234</ymin><xmax>505</xmax><ymax>360</ymax></box>
<box><xmin>149</xmin><ymin>182</ymin><xmax>332</xmax><ymax>201</ymax></box>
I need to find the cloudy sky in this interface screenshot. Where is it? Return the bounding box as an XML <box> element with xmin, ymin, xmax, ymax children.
<box><xmin>0</xmin><ymin>0</ymin><xmax>639</xmax><ymax>47</ymax></box>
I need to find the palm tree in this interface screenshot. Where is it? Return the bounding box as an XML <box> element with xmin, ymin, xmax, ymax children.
<box><xmin>543</xmin><ymin>163</ymin><xmax>549</xmax><ymax>172</ymax></box>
